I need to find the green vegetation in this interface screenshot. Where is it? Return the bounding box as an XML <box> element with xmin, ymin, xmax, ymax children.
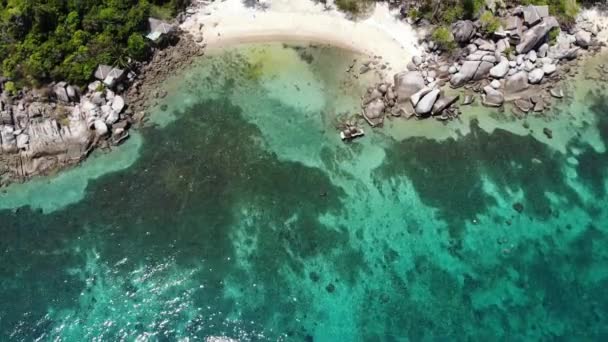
<box><xmin>521</xmin><ymin>0</ymin><xmax>580</xmax><ymax>23</ymax></box>
<box><xmin>479</xmin><ymin>11</ymin><xmax>502</xmax><ymax>34</ymax></box>
<box><xmin>410</xmin><ymin>0</ymin><xmax>587</xmax><ymax>26</ymax></box>
<box><xmin>548</xmin><ymin>26</ymin><xmax>561</xmax><ymax>45</ymax></box>
<box><xmin>410</xmin><ymin>0</ymin><xmax>487</xmax><ymax>24</ymax></box>
<box><xmin>0</xmin><ymin>0</ymin><xmax>187</xmax><ymax>87</ymax></box>
<box><xmin>3</xmin><ymin>81</ymin><xmax>16</xmax><ymax>95</ymax></box>
<box><xmin>432</xmin><ymin>26</ymin><xmax>456</xmax><ymax>51</ymax></box>
<box><xmin>335</xmin><ymin>0</ymin><xmax>372</xmax><ymax>15</ymax></box>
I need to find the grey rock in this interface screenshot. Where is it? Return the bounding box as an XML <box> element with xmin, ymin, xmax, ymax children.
<box><xmin>482</xmin><ymin>55</ymin><xmax>497</xmax><ymax>63</ymax></box>
<box><xmin>517</xmin><ymin>55</ymin><xmax>525</xmax><ymax>65</ymax></box>
<box><xmin>466</xmin><ymin>50</ymin><xmax>492</xmax><ymax>61</ymax></box>
<box><xmin>449</xmin><ymin>66</ymin><xmax>458</xmax><ymax>74</ymax></box>
<box><xmin>543</xmin><ymin>64</ymin><xmax>557</xmax><ymax>75</ymax></box>
<box><xmin>394</xmin><ymin>71</ymin><xmax>426</xmax><ymax>102</ymax></box>
<box><xmin>16</xmin><ymin>133</ymin><xmax>29</xmax><ymax>149</ymax></box>
<box><xmin>415</xmin><ymin>89</ymin><xmax>440</xmax><ymax>116</ymax></box>
<box><xmin>526</xmin><ymin>50</ymin><xmax>538</xmax><ymax>62</ymax></box>
<box><xmin>523</xmin><ymin>6</ymin><xmax>541</xmax><ymax>26</ymax></box>
<box><xmin>505</xmin><ymin>71</ymin><xmax>530</xmax><ymax>94</ymax></box>
<box><xmin>363</xmin><ymin>98</ymin><xmax>385</xmax><ymax>125</ymax></box>
<box><xmin>474</xmin><ymin>61</ymin><xmax>494</xmax><ymax>80</ymax></box>
<box><xmin>66</xmin><ymin>85</ymin><xmax>78</xmax><ymax>100</ymax></box>
<box><xmin>452</xmin><ymin>20</ymin><xmax>476</xmax><ymax>43</ymax></box>
<box><xmin>490</xmin><ymin>61</ymin><xmax>510</xmax><ymax>78</ymax></box>
<box><xmin>111</xmin><ymin>95</ymin><xmax>125</xmax><ymax>113</ymax></box>
<box><xmin>105</xmin><ymin>110</ymin><xmax>120</xmax><ymax>125</ymax></box>
<box><xmin>483</xmin><ymin>86</ymin><xmax>504</xmax><ymax>107</ymax></box>
<box><xmin>462</xmin><ymin>95</ymin><xmax>475</xmax><ymax>105</ymax></box>
<box><xmin>575</xmin><ymin>30</ymin><xmax>592</xmax><ymax>48</ymax></box>
<box><xmin>514</xmin><ymin>98</ymin><xmax>534</xmax><ymax>112</ymax></box>
<box><xmin>524</xmin><ymin>60</ymin><xmax>536</xmax><ymax>72</ymax></box>
<box><xmin>528</xmin><ymin>68</ymin><xmax>545</xmax><ymax>84</ymax></box>
<box><xmin>432</xmin><ymin>94</ymin><xmax>459</xmax><ymax>115</ymax></box>
<box><xmin>91</xmin><ymin>92</ymin><xmax>106</xmax><ymax>106</ymax></box>
<box><xmin>491</xmin><ymin>80</ymin><xmax>502</xmax><ymax>89</ymax></box>
<box><xmin>555</xmin><ymin>47</ymin><xmax>579</xmax><ymax>60</ymax></box>
<box><xmin>54</xmin><ymin>85</ymin><xmax>70</xmax><ymax>103</ymax></box>
<box><xmin>477</xmin><ymin>40</ymin><xmax>496</xmax><ymax>51</ymax></box>
<box><xmin>550</xmin><ymin>88</ymin><xmax>564</xmax><ymax>98</ymax></box>
<box><xmin>516</xmin><ymin>17</ymin><xmax>560</xmax><ymax>54</ymax></box>
<box><xmin>538</xmin><ymin>43</ymin><xmax>549</xmax><ymax>57</ymax></box>
<box><xmin>451</xmin><ymin>61</ymin><xmax>479</xmax><ymax>87</ymax></box>
<box><xmin>93</xmin><ymin>120</ymin><xmax>109</xmax><ymax>136</ymax></box>
<box><xmin>467</xmin><ymin>44</ymin><xmax>478</xmax><ymax>54</ymax></box>
<box><xmin>496</xmin><ymin>39</ymin><xmax>510</xmax><ymax>53</ymax></box>
<box><xmin>410</xmin><ymin>86</ymin><xmax>433</xmax><ymax>107</ymax></box>
<box><xmin>0</xmin><ymin>125</ymin><xmax>17</xmax><ymax>153</ymax></box>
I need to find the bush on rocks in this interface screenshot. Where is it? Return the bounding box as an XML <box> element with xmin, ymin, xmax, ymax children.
<box><xmin>432</xmin><ymin>26</ymin><xmax>456</xmax><ymax>51</ymax></box>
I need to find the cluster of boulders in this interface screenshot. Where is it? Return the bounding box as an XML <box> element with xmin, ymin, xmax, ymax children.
<box><xmin>0</xmin><ymin>80</ymin><xmax>130</xmax><ymax>185</ymax></box>
<box><xmin>361</xmin><ymin>65</ymin><xmax>460</xmax><ymax>125</ymax></box>
<box><xmin>364</xmin><ymin>4</ymin><xmax>607</xmax><ymax>125</ymax></box>
<box><xmin>445</xmin><ymin>5</ymin><xmax>604</xmax><ymax>110</ymax></box>
<box><xmin>0</xmin><ymin>29</ymin><xmax>205</xmax><ymax>186</ymax></box>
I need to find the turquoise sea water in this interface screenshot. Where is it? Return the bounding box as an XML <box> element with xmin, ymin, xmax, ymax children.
<box><xmin>1</xmin><ymin>43</ymin><xmax>608</xmax><ymax>341</ymax></box>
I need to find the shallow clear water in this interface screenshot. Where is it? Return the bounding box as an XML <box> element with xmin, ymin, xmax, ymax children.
<box><xmin>1</xmin><ymin>43</ymin><xmax>608</xmax><ymax>341</ymax></box>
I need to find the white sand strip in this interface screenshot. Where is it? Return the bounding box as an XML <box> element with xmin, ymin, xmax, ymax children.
<box><xmin>181</xmin><ymin>0</ymin><xmax>421</xmax><ymax>73</ymax></box>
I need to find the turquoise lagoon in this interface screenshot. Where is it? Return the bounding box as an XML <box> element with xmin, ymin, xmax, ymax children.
<box><xmin>1</xmin><ymin>43</ymin><xmax>608</xmax><ymax>341</ymax></box>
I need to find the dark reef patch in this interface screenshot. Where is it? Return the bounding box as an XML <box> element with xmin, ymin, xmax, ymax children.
<box><xmin>575</xmin><ymin>95</ymin><xmax>608</xmax><ymax>197</ymax></box>
<box><xmin>0</xmin><ymin>96</ymin><xmax>364</xmax><ymax>340</ymax></box>
<box><xmin>375</xmin><ymin>119</ymin><xmax>583</xmax><ymax>238</ymax></box>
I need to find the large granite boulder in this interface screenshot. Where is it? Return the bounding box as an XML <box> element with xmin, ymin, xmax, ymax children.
<box><xmin>528</xmin><ymin>68</ymin><xmax>545</xmax><ymax>84</ymax></box>
<box><xmin>415</xmin><ymin>89</ymin><xmax>440</xmax><ymax>116</ymax></box>
<box><xmin>394</xmin><ymin>71</ymin><xmax>425</xmax><ymax>102</ymax></box>
<box><xmin>522</xmin><ymin>5</ymin><xmax>549</xmax><ymax>26</ymax></box>
<box><xmin>483</xmin><ymin>85</ymin><xmax>504</xmax><ymax>107</ymax></box>
<box><xmin>54</xmin><ymin>83</ymin><xmax>70</xmax><ymax>103</ymax></box>
<box><xmin>452</xmin><ymin>20</ymin><xmax>476</xmax><ymax>43</ymax></box>
<box><xmin>516</xmin><ymin>17</ymin><xmax>559</xmax><ymax>54</ymax></box>
<box><xmin>474</xmin><ymin>61</ymin><xmax>494</xmax><ymax>80</ymax></box>
<box><xmin>490</xmin><ymin>60</ymin><xmax>510</xmax><ymax>78</ymax></box>
<box><xmin>432</xmin><ymin>94</ymin><xmax>459</xmax><ymax>115</ymax></box>
<box><xmin>111</xmin><ymin>95</ymin><xmax>125</xmax><ymax>112</ymax></box>
<box><xmin>505</xmin><ymin>71</ymin><xmax>530</xmax><ymax>94</ymax></box>
<box><xmin>0</xmin><ymin>125</ymin><xmax>17</xmax><ymax>153</ymax></box>
<box><xmin>363</xmin><ymin>98</ymin><xmax>386</xmax><ymax>126</ymax></box>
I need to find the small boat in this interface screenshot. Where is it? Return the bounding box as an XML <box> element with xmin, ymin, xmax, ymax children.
<box><xmin>340</xmin><ymin>126</ymin><xmax>365</xmax><ymax>141</ymax></box>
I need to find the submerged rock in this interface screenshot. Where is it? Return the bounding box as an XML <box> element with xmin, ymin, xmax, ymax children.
<box><xmin>513</xmin><ymin>202</ymin><xmax>524</xmax><ymax>213</ymax></box>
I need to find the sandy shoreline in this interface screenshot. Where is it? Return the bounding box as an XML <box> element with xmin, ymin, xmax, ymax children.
<box><xmin>181</xmin><ymin>0</ymin><xmax>421</xmax><ymax>74</ymax></box>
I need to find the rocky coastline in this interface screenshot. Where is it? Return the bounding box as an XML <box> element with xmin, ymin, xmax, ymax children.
<box><xmin>0</xmin><ymin>27</ymin><xmax>205</xmax><ymax>187</ymax></box>
<box><xmin>2</xmin><ymin>1</ymin><xmax>608</xmax><ymax>186</ymax></box>
<box><xmin>361</xmin><ymin>4</ymin><xmax>608</xmax><ymax>128</ymax></box>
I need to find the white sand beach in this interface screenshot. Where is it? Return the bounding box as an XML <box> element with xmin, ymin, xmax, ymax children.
<box><xmin>181</xmin><ymin>0</ymin><xmax>421</xmax><ymax>73</ymax></box>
